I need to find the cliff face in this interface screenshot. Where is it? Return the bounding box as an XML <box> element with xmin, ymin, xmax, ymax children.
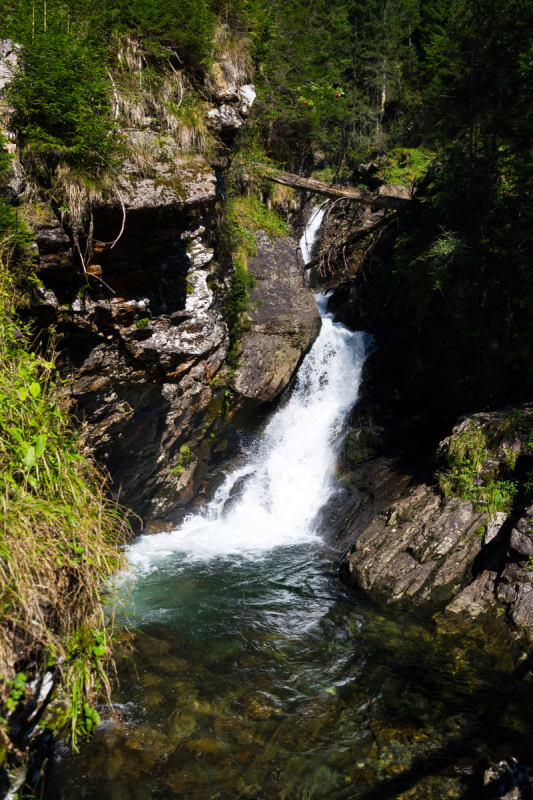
<box><xmin>312</xmin><ymin>189</ymin><xmax>533</xmax><ymax>643</ymax></box>
<box><xmin>29</xmin><ymin>164</ymin><xmax>320</xmax><ymax>528</ymax></box>
<box><xmin>231</xmin><ymin>230</ymin><xmax>321</xmax><ymax>406</ymax></box>
<box><xmin>332</xmin><ymin>402</ymin><xmax>533</xmax><ymax>640</ymax></box>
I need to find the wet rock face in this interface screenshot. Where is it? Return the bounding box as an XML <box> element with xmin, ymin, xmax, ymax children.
<box><xmin>338</xmin><ymin>404</ymin><xmax>533</xmax><ymax>639</ymax></box>
<box><xmin>232</xmin><ymin>231</ymin><xmax>321</xmax><ymax>404</ymax></box>
<box><xmin>30</xmin><ymin>187</ymin><xmax>319</xmax><ymax>526</ymax></box>
<box><xmin>340</xmin><ymin>483</ymin><xmax>486</xmax><ymax>604</ymax></box>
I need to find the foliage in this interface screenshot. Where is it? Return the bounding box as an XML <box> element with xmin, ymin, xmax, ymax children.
<box><xmin>0</xmin><ymin>134</ymin><xmax>13</xmax><ymax>185</ymax></box>
<box><xmin>223</xmin><ymin>260</ymin><xmax>257</xmax><ymax>370</ymax></box>
<box><xmin>0</xmin><ymin>228</ymin><xmax>128</xmax><ymax>760</ymax></box>
<box><xmin>218</xmin><ymin>183</ymin><xmax>288</xmax><ymax>370</ymax></box>
<box><xmin>5</xmin><ymin>21</ymin><xmax>118</xmax><ymax>175</ymax></box>
<box><xmin>0</xmin><ymin>0</ymin><xmax>217</xmax><ymax>70</ymax></box>
<box><xmin>171</xmin><ymin>443</ymin><xmax>194</xmax><ymax>477</ymax></box>
<box><xmin>381</xmin><ymin>148</ymin><xmax>434</xmax><ymax>187</ymax></box>
<box><xmin>438</xmin><ymin>425</ymin><xmax>519</xmax><ymax>515</ymax></box>
<box><xmin>230</xmin><ymin>195</ymin><xmax>289</xmax><ymax>240</ymax></box>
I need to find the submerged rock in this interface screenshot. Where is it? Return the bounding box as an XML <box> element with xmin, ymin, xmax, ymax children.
<box><xmin>483</xmin><ymin>758</ymin><xmax>533</xmax><ymax>799</ymax></box>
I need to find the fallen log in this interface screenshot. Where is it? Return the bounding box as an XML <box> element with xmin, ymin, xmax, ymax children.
<box><xmin>258</xmin><ymin>165</ymin><xmax>412</xmax><ymax>211</ymax></box>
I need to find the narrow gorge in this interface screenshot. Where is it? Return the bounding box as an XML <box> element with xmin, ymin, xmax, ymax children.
<box><xmin>1</xmin><ymin>1</ymin><xmax>533</xmax><ymax>798</ymax></box>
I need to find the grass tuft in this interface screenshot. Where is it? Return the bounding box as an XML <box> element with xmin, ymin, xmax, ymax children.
<box><xmin>0</xmin><ymin>230</ymin><xmax>129</xmax><ymax>765</ymax></box>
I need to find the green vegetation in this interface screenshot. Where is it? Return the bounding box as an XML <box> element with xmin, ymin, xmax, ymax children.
<box><xmin>223</xmin><ymin>260</ymin><xmax>257</xmax><ymax>371</ymax></box>
<box><xmin>438</xmin><ymin>425</ymin><xmax>519</xmax><ymax>515</ymax></box>
<box><xmin>0</xmin><ymin>143</ymin><xmax>127</xmax><ymax>774</ymax></box>
<box><xmin>381</xmin><ymin>148</ymin><xmax>434</xmax><ymax>188</ymax></box>
<box><xmin>171</xmin><ymin>443</ymin><xmax>194</xmax><ymax>477</ymax></box>
<box><xmin>135</xmin><ymin>316</ymin><xmax>150</xmax><ymax>328</ymax></box>
<box><xmin>0</xmin><ymin>0</ymin><xmax>530</xmax><ymax>783</ymax></box>
<box><xmin>230</xmin><ymin>195</ymin><xmax>289</xmax><ymax>240</ymax></box>
<box><xmin>218</xmin><ymin>189</ymin><xmax>287</xmax><ymax>371</ymax></box>
<box><xmin>342</xmin><ymin>429</ymin><xmax>384</xmax><ymax>468</ymax></box>
<box><xmin>6</xmin><ymin>20</ymin><xmax>118</xmax><ymax>174</ymax></box>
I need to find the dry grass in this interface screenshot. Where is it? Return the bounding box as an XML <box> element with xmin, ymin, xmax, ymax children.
<box><xmin>113</xmin><ymin>37</ymin><xmax>216</xmax><ymax>156</ymax></box>
<box><xmin>0</xmin><ymin>236</ymin><xmax>129</xmax><ymax>760</ymax></box>
<box><xmin>213</xmin><ymin>25</ymin><xmax>252</xmax><ymax>86</ymax></box>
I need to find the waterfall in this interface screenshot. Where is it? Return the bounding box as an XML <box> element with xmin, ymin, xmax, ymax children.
<box><xmin>128</xmin><ymin>206</ymin><xmax>366</xmax><ymax>571</ymax></box>
<box><xmin>299</xmin><ymin>203</ymin><xmax>327</xmax><ymax>263</ymax></box>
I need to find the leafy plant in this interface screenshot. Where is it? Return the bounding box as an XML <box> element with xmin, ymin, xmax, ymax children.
<box><xmin>0</xmin><ymin>226</ymin><xmax>128</xmax><ymax>763</ymax></box>
<box><xmin>438</xmin><ymin>424</ymin><xmax>519</xmax><ymax>514</ymax></box>
<box><xmin>170</xmin><ymin>443</ymin><xmax>194</xmax><ymax>477</ymax></box>
<box><xmin>381</xmin><ymin>148</ymin><xmax>434</xmax><ymax>187</ymax></box>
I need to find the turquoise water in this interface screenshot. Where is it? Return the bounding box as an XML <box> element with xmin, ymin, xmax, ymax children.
<box><xmin>50</xmin><ymin>219</ymin><xmax>533</xmax><ymax>799</ymax></box>
<box><xmin>51</xmin><ymin>541</ymin><xmax>533</xmax><ymax>800</ymax></box>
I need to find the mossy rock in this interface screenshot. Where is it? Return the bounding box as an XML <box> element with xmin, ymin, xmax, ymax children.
<box><xmin>341</xmin><ymin>428</ymin><xmax>385</xmax><ymax>469</ymax></box>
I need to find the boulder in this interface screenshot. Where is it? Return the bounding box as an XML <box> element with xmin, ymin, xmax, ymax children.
<box><xmin>338</xmin><ymin>404</ymin><xmax>533</xmax><ymax>640</ymax></box>
<box><xmin>232</xmin><ymin>230</ymin><xmax>321</xmax><ymax>404</ymax></box>
<box><xmin>207</xmin><ymin>104</ymin><xmax>243</xmax><ymax>132</ymax></box>
<box><xmin>340</xmin><ymin>483</ymin><xmax>486</xmax><ymax>603</ymax></box>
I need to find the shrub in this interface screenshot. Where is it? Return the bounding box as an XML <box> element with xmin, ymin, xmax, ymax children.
<box><xmin>438</xmin><ymin>424</ymin><xmax>519</xmax><ymax>515</ymax></box>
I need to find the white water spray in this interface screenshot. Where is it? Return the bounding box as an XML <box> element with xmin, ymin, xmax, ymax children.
<box><xmin>129</xmin><ymin>208</ymin><xmax>366</xmax><ymax>571</ymax></box>
<box><xmin>300</xmin><ymin>203</ymin><xmax>327</xmax><ymax>264</ymax></box>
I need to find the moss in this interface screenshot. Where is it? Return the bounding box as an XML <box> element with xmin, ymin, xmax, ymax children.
<box><xmin>218</xmin><ymin>185</ymin><xmax>288</xmax><ymax>373</ymax></box>
<box><xmin>342</xmin><ymin>429</ymin><xmax>384</xmax><ymax>469</ymax></box>
<box><xmin>475</xmin><ymin>521</ymin><xmax>488</xmax><ymax>540</ymax></box>
<box><xmin>230</xmin><ymin>195</ymin><xmax>289</xmax><ymax>240</ymax></box>
<box><xmin>223</xmin><ymin>260</ymin><xmax>258</xmax><ymax>371</ymax></box>
<box><xmin>170</xmin><ymin>443</ymin><xmax>195</xmax><ymax>477</ymax></box>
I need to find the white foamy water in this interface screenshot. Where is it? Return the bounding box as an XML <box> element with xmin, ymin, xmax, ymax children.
<box><xmin>299</xmin><ymin>203</ymin><xmax>327</xmax><ymax>263</ymax></box>
<box><xmin>128</xmin><ymin>208</ymin><xmax>366</xmax><ymax>571</ymax></box>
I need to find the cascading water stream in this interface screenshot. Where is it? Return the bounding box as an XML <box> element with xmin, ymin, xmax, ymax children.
<box><xmin>128</xmin><ymin>203</ymin><xmax>365</xmax><ymax>570</ymax></box>
<box><xmin>52</xmin><ymin>205</ymin><xmax>533</xmax><ymax>800</ymax></box>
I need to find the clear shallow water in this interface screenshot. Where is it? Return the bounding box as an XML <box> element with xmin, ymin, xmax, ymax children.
<box><xmin>51</xmin><ymin>212</ymin><xmax>533</xmax><ymax>800</ymax></box>
<box><xmin>52</xmin><ymin>547</ymin><xmax>533</xmax><ymax>800</ymax></box>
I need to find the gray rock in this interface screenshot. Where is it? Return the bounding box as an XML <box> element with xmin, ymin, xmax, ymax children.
<box><xmin>232</xmin><ymin>231</ymin><xmax>321</xmax><ymax>403</ymax></box>
<box><xmin>338</xmin><ymin>404</ymin><xmax>533</xmax><ymax>639</ymax></box>
<box><xmin>446</xmin><ymin>570</ymin><xmax>498</xmax><ymax>617</ymax></box>
<box><xmin>377</xmin><ymin>183</ymin><xmax>411</xmax><ymax>199</ymax></box>
<box><xmin>509</xmin><ymin>529</ymin><xmax>533</xmax><ymax>556</ymax></box>
<box><xmin>34</xmin><ymin>219</ymin><xmax>72</xmax><ymax>273</ymax></box>
<box><xmin>341</xmin><ymin>482</ymin><xmax>486</xmax><ymax>604</ymax></box>
<box><xmin>1</xmin><ymin>156</ymin><xmax>24</xmax><ymax>201</ymax></box>
<box><xmin>238</xmin><ymin>85</ymin><xmax>256</xmax><ymax>115</ymax></box>
<box><xmin>485</xmin><ymin>511</ymin><xmax>507</xmax><ymax>544</ymax></box>
<box><xmin>207</xmin><ymin>104</ymin><xmax>243</xmax><ymax>131</ymax></box>
<box><xmin>0</xmin><ymin>38</ymin><xmax>18</xmax><ymax>91</ymax></box>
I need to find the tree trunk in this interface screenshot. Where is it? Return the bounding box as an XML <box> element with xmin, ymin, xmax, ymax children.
<box><xmin>257</xmin><ymin>166</ymin><xmax>412</xmax><ymax>211</ymax></box>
